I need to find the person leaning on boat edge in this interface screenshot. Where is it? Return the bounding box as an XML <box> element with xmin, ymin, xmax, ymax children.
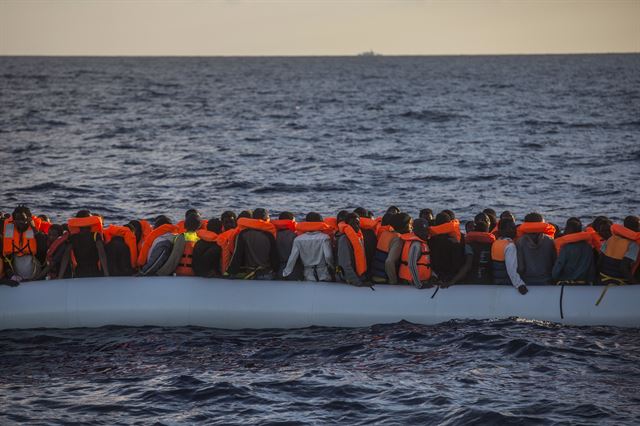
<box><xmin>598</xmin><ymin>215</ymin><xmax>640</xmax><ymax>284</ymax></box>
<box><xmin>283</xmin><ymin>212</ymin><xmax>334</xmax><ymax>282</ymax></box>
<box><xmin>336</xmin><ymin>212</ymin><xmax>368</xmax><ymax>286</ymax></box>
<box><xmin>491</xmin><ymin>219</ymin><xmax>528</xmax><ymax>295</ymax></box>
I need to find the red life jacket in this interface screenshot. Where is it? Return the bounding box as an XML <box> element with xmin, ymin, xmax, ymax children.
<box><xmin>516</xmin><ymin>222</ymin><xmax>556</xmax><ymax>239</ymax></box>
<box><xmin>272</xmin><ymin>219</ymin><xmax>297</xmax><ymax>233</ymax></box>
<box><xmin>465</xmin><ymin>231</ymin><xmax>496</xmax><ymax>245</ymax></box>
<box><xmin>554</xmin><ymin>229</ymin><xmax>600</xmax><ymax>254</ymax></box>
<box><xmin>175</xmin><ymin>240</ymin><xmax>196</xmax><ymax>276</ymax></box>
<box><xmin>68</xmin><ymin>216</ymin><xmax>103</xmax><ymax>235</ymax></box>
<box><xmin>398</xmin><ymin>233</ymin><xmax>431</xmax><ymax>283</ymax></box>
<box><xmin>297</xmin><ymin>221</ymin><xmax>334</xmax><ymax>237</ymax></box>
<box><xmin>236</xmin><ymin>218</ymin><xmax>277</xmax><ymax>238</ymax></box>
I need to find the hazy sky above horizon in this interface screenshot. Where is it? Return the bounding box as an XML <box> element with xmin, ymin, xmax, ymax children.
<box><xmin>1</xmin><ymin>1</ymin><xmax>639</xmax><ymax>56</ymax></box>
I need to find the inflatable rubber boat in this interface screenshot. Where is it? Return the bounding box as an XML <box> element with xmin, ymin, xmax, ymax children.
<box><xmin>0</xmin><ymin>277</ymin><xmax>637</xmax><ymax>330</ymax></box>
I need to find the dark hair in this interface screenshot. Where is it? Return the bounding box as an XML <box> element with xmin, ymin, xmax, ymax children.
<box><xmin>238</xmin><ymin>210</ymin><xmax>253</xmax><ymax>219</ymax></box>
<box><xmin>128</xmin><ymin>220</ymin><xmax>142</xmax><ymax>241</ymax></box>
<box><xmin>48</xmin><ymin>224</ymin><xmax>64</xmax><ymax>236</ymax></box>
<box><xmin>185</xmin><ymin>209</ymin><xmax>200</xmax><ymax>219</ymax></box>
<box><xmin>435</xmin><ymin>212</ymin><xmax>451</xmax><ymax>226</ymax></box>
<box><xmin>442</xmin><ymin>209</ymin><xmax>455</xmax><ymax>220</ymax></box>
<box><xmin>386</xmin><ymin>206</ymin><xmax>400</xmax><ymax>215</ymax></box>
<box><xmin>184</xmin><ymin>215</ymin><xmax>201</xmax><ymax>232</ymax></box>
<box><xmin>419</xmin><ymin>209</ymin><xmax>433</xmax><ymax>220</ymax></box>
<box><xmin>221</xmin><ymin>211</ymin><xmax>236</xmax><ymax>221</ymax></box>
<box><xmin>336</xmin><ymin>210</ymin><xmax>349</xmax><ymax>223</ymax></box>
<box><xmin>345</xmin><ymin>212</ymin><xmax>360</xmax><ymax>226</ymax></box>
<box><xmin>591</xmin><ymin>216</ymin><xmax>608</xmax><ymax>230</ymax></box>
<box><xmin>278</xmin><ymin>211</ymin><xmax>295</xmax><ymax>220</ymax></box>
<box><xmin>564</xmin><ymin>219</ymin><xmax>582</xmax><ymax>234</ymax></box>
<box><xmin>207</xmin><ymin>218</ymin><xmax>223</xmax><ymax>233</ymax></box>
<box><xmin>37</xmin><ymin>214</ymin><xmax>50</xmax><ymax>222</ymax></box>
<box><xmin>305</xmin><ymin>212</ymin><xmax>323</xmax><ymax>222</ymax></box>
<box><xmin>392</xmin><ymin>213</ymin><xmax>412</xmax><ymax>233</ymax></box>
<box><xmin>353</xmin><ymin>207</ymin><xmax>368</xmax><ymax>218</ymax></box>
<box><xmin>465</xmin><ymin>221</ymin><xmax>476</xmax><ymax>233</ymax></box>
<box><xmin>154</xmin><ymin>215</ymin><xmax>172</xmax><ymax>227</ymax></box>
<box><xmin>483</xmin><ymin>208</ymin><xmax>496</xmax><ymax>218</ymax></box>
<box><xmin>381</xmin><ymin>212</ymin><xmax>395</xmax><ymax>226</ymax></box>
<box><xmin>75</xmin><ymin>209</ymin><xmax>91</xmax><ymax>218</ymax></box>
<box><xmin>12</xmin><ymin>205</ymin><xmax>32</xmax><ymax>220</ymax></box>
<box><xmin>413</xmin><ymin>218</ymin><xmax>429</xmax><ymax>239</ymax></box>
<box><xmin>524</xmin><ymin>212</ymin><xmax>544</xmax><ymax>223</ymax></box>
<box><xmin>498</xmin><ymin>218</ymin><xmax>516</xmax><ymax>231</ymax></box>
<box><xmin>252</xmin><ymin>208</ymin><xmax>268</xmax><ymax>221</ymax></box>
<box><xmin>500</xmin><ymin>210</ymin><xmax>515</xmax><ymax>221</ymax></box>
<box><xmin>624</xmin><ymin>215</ymin><xmax>640</xmax><ymax>232</ymax></box>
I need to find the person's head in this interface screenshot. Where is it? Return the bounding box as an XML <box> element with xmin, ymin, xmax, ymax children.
<box><xmin>624</xmin><ymin>215</ymin><xmax>640</xmax><ymax>232</ymax></box>
<box><xmin>483</xmin><ymin>208</ymin><xmax>497</xmax><ymax>229</ymax></box>
<box><xmin>598</xmin><ymin>219</ymin><xmax>613</xmax><ymax>240</ymax></box>
<box><xmin>278</xmin><ymin>211</ymin><xmax>295</xmax><ymax>220</ymax></box>
<box><xmin>185</xmin><ymin>209</ymin><xmax>200</xmax><ymax>220</ymax></box>
<box><xmin>12</xmin><ymin>205</ymin><xmax>32</xmax><ymax>233</ymax></box>
<box><xmin>238</xmin><ymin>210</ymin><xmax>253</xmax><ymax>219</ymax></box>
<box><xmin>206</xmin><ymin>218</ymin><xmax>223</xmax><ymax>233</ymax></box>
<box><xmin>305</xmin><ymin>212</ymin><xmax>323</xmax><ymax>222</ymax></box>
<box><xmin>392</xmin><ymin>213</ymin><xmax>412</xmax><ymax>234</ymax></box>
<box><xmin>345</xmin><ymin>212</ymin><xmax>361</xmax><ymax>233</ymax></box>
<box><xmin>435</xmin><ymin>212</ymin><xmax>451</xmax><ymax>226</ymax></box>
<box><xmin>564</xmin><ymin>218</ymin><xmax>582</xmax><ymax>235</ymax></box>
<box><xmin>336</xmin><ymin>210</ymin><xmax>349</xmax><ymax>224</ymax></box>
<box><xmin>252</xmin><ymin>208</ymin><xmax>269</xmax><ymax>221</ymax></box>
<box><xmin>419</xmin><ymin>208</ymin><xmax>434</xmax><ymax>223</ymax></box>
<box><xmin>381</xmin><ymin>212</ymin><xmax>395</xmax><ymax>226</ymax></box>
<box><xmin>498</xmin><ymin>218</ymin><xmax>517</xmax><ymax>239</ymax></box>
<box><xmin>591</xmin><ymin>216</ymin><xmax>608</xmax><ymax>230</ymax></box>
<box><xmin>442</xmin><ymin>209</ymin><xmax>455</xmax><ymax>220</ymax></box>
<box><xmin>184</xmin><ymin>214</ymin><xmax>201</xmax><ymax>232</ymax></box>
<box><xmin>386</xmin><ymin>205</ymin><xmax>400</xmax><ymax>215</ymax></box>
<box><xmin>37</xmin><ymin>214</ymin><xmax>51</xmax><ymax>223</ymax></box>
<box><xmin>154</xmin><ymin>215</ymin><xmax>172</xmax><ymax>228</ymax></box>
<box><xmin>47</xmin><ymin>224</ymin><xmax>63</xmax><ymax>243</ymax></box>
<box><xmin>221</xmin><ymin>211</ymin><xmax>237</xmax><ymax>230</ymax></box>
<box><xmin>413</xmin><ymin>218</ymin><xmax>429</xmax><ymax>241</ymax></box>
<box><xmin>75</xmin><ymin>209</ymin><xmax>91</xmax><ymax>218</ymax></box>
<box><xmin>473</xmin><ymin>213</ymin><xmax>490</xmax><ymax>233</ymax></box>
<box><xmin>500</xmin><ymin>210</ymin><xmax>515</xmax><ymax>222</ymax></box>
<box><xmin>524</xmin><ymin>212</ymin><xmax>544</xmax><ymax>223</ymax></box>
<box><xmin>465</xmin><ymin>221</ymin><xmax>476</xmax><ymax>233</ymax></box>
<box><xmin>353</xmin><ymin>207</ymin><xmax>370</xmax><ymax>218</ymax></box>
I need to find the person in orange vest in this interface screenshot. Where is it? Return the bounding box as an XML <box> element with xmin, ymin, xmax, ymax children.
<box><xmin>491</xmin><ymin>219</ymin><xmax>528</xmax><ymax>294</ymax></box>
<box><xmin>395</xmin><ymin>218</ymin><xmax>432</xmax><ymax>288</ymax></box>
<box><xmin>336</xmin><ymin>213</ymin><xmax>367</xmax><ymax>286</ymax></box>
<box><xmin>353</xmin><ymin>207</ymin><xmax>378</xmax><ymax>273</ymax></box>
<box><xmin>283</xmin><ymin>212</ymin><xmax>334</xmax><ymax>282</ymax></box>
<box><xmin>272</xmin><ymin>211</ymin><xmax>300</xmax><ymax>280</ymax></box>
<box><xmin>157</xmin><ymin>214</ymin><xmax>202</xmax><ymax>276</ymax></box>
<box><xmin>598</xmin><ymin>215</ymin><xmax>639</xmax><ymax>284</ymax></box>
<box><xmin>1</xmin><ymin>205</ymin><xmax>47</xmax><ymax>284</ymax></box>
<box><xmin>429</xmin><ymin>212</ymin><xmax>465</xmax><ymax>284</ymax></box>
<box><xmin>192</xmin><ymin>218</ymin><xmax>223</xmax><ymax>277</ymax></box>
<box><xmin>458</xmin><ymin>213</ymin><xmax>497</xmax><ymax>285</ymax></box>
<box><xmin>551</xmin><ymin>218</ymin><xmax>596</xmax><ymax>284</ymax></box>
<box><xmin>370</xmin><ymin>212</ymin><xmax>400</xmax><ymax>283</ymax></box>
<box><xmin>221</xmin><ymin>211</ymin><xmax>237</xmax><ymax>232</ymax></box>
<box><xmin>515</xmin><ymin>212</ymin><xmax>556</xmax><ymax>285</ymax></box>
<box><xmin>59</xmin><ymin>210</ymin><xmax>109</xmax><ymax>278</ymax></box>
<box><xmin>384</xmin><ymin>213</ymin><xmax>414</xmax><ymax>284</ymax></box>
<box><xmin>103</xmin><ymin>223</ymin><xmax>138</xmax><ymax>276</ymax></box>
<box><xmin>227</xmin><ymin>208</ymin><xmax>279</xmax><ymax>280</ymax></box>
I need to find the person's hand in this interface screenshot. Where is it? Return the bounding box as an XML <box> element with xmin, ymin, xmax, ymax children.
<box><xmin>518</xmin><ymin>285</ymin><xmax>528</xmax><ymax>295</ymax></box>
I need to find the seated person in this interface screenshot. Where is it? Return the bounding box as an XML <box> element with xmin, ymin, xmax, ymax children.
<box><xmin>192</xmin><ymin>218</ymin><xmax>223</xmax><ymax>278</ymax></box>
<box><xmin>515</xmin><ymin>213</ymin><xmax>556</xmax><ymax>285</ymax></box>
<box><xmin>491</xmin><ymin>219</ymin><xmax>528</xmax><ymax>294</ymax></box>
<box><xmin>552</xmin><ymin>218</ymin><xmax>596</xmax><ymax>284</ymax></box>
<box><xmin>336</xmin><ymin>213</ymin><xmax>367</xmax><ymax>286</ymax></box>
<box><xmin>227</xmin><ymin>208</ymin><xmax>279</xmax><ymax>280</ymax></box>
<box><xmin>598</xmin><ymin>215</ymin><xmax>639</xmax><ymax>284</ymax></box>
<box><xmin>1</xmin><ymin>205</ymin><xmax>47</xmax><ymax>283</ymax></box>
<box><xmin>61</xmin><ymin>210</ymin><xmax>109</xmax><ymax>278</ymax></box>
<box><xmin>283</xmin><ymin>212</ymin><xmax>333</xmax><ymax>282</ymax></box>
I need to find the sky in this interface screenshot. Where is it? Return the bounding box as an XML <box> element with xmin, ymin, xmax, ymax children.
<box><xmin>1</xmin><ymin>0</ymin><xmax>639</xmax><ymax>56</ymax></box>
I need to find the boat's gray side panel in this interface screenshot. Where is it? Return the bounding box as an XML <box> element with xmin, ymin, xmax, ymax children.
<box><xmin>0</xmin><ymin>277</ymin><xmax>638</xmax><ymax>330</ymax></box>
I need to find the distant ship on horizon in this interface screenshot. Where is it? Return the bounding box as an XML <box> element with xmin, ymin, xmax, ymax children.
<box><xmin>357</xmin><ymin>50</ymin><xmax>381</xmax><ymax>57</ymax></box>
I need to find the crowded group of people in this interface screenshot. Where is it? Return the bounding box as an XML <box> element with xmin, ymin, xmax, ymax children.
<box><xmin>1</xmin><ymin>205</ymin><xmax>639</xmax><ymax>293</ymax></box>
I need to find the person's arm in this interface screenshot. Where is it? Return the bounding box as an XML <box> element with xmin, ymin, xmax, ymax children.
<box><xmin>58</xmin><ymin>244</ymin><xmax>72</xmax><ymax>279</ymax></box>
<box><xmin>384</xmin><ymin>237</ymin><xmax>402</xmax><ymax>284</ymax></box>
<box><xmin>551</xmin><ymin>247</ymin><xmax>567</xmax><ymax>282</ymax></box>
<box><xmin>338</xmin><ymin>237</ymin><xmax>361</xmax><ymax>286</ymax></box>
<box><xmin>96</xmin><ymin>236</ymin><xmax>109</xmax><ymax>277</ymax></box>
<box><xmin>516</xmin><ymin>239</ymin><xmax>526</xmax><ymax>276</ymax></box>
<box><xmin>322</xmin><ymin>236</ymin><xmax>334</xmax><ymax>268</ymax></box>
<box><xmin>282</xmin><ymin>238</ymin><xmax>301</xmax><ymax>277</ymax></box>
<box><xmin>622</xmin><ymin>242</ymin><xmax>639</xmax><ymax>284</ymax></box>
<box><xmin>407</xmin><ymin>241</ymin><xmax>425</xmax><ymax>288</ymax></box>
<box><xmin>227</xmin><ymin>232</ymin><xmax>245</xmax><ymax>275</ymax></box>
<box><xmin>505</xmin><ymin>243</ymin><xmax>528</xmax><ymax>294</ymax></box>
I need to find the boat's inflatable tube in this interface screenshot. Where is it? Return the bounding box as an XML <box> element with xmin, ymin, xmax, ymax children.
<box><xmin>0</xmin><ymin>277</ymin><xmax>638</xmax><ymax>330</ymax></box>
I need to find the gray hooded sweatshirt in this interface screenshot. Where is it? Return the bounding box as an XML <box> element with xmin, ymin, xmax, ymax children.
<box><xmin>515</xmin><ymin>233</ymin><xmax>557</xmax><ymax>285</ymax></box>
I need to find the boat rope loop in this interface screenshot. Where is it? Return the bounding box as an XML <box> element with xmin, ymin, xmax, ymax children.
<box><xmin>595</xmin><ymin>275</ymin><xmax>627</xmax><ymax>306</ymax></box>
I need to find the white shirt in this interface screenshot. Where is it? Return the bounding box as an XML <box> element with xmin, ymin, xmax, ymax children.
<box><xmin>502</xmin><ymin>238</ymin><xmax>527</xmax><ymax>288</ymax></box>
<box><xmin>283</xmin><ymin>232</ymin><xmax>334</xmax><ymax>281</ymax></box>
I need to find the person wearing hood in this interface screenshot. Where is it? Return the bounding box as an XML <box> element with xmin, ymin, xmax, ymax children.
<box><xmin>515</xmin><ymin>213</ymin><xmax>556</xmax><ymax>285</ymax></box>
<box><xmin>336</xmin><ymin>213</ymin><xmax>367</xmax><ymax>286</ymax></box>
<box><xmin>283</xmin><ymin>212</ymin><xmax>334</xmax><ymax>282</ymax></box>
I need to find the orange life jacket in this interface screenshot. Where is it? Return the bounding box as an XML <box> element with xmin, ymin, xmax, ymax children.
<box><xmin>338</xmin><ymin>222</ymin><xmax>367</xmax><ymax>276</ymax></box>
<box><xmin>2</xmin><ymin>219</ymin><xmax>38</xmax><ymax>257</ymax></box>
<box><xmin>217</xmin><ymin>228</ymin><xmax>240</xmax><ymax>273</ymax></box>
<box><xmin>68</xmin><ymin>216</ymin><xmax>103</xmax><ymax>235</ymax></box>
<box><xmin>272</xmin><ymin>219</ymin><xmax>297</xmax><ymax>233</ymax></box>
<box><xmin>236</xmin><ymin>218</ymin><xmax>277</xmax><ymax>238</ymax></box>
<box><xmin>398</xmin><ymin>233</ymin><xmax>431</xmax><ymax>283</ymax></box>
<box><xmin>585</xmin><ymin>226</ymin><xmax>604</xmax><ymax>249</ymax></box>
<box><xmin>491</xmin><ymin>239</ymin><xmax>510</xmax><ymax>262</ymax></box>
<box><xmin>465</xmin><ymin>231</ymin><xmax>496</xmax><ymax>245</ymax></box>
<box><xmin>609</xmin><ymin>224</ymin><xmax>640</xmax><ymax>273</ymax></box>
<box><xmin>359</xmin><ymin>217</ymin><xmax>379</xmax><ymax>233</ymax></box>
<box><xmin>38</xmin><ymin>220</ymin><xmax>51</xmax><ymax>234</ymax></box>
<box><xmin>554</xmin><ymin>229</ymin><xmax>600</xmax><ymax>254</ymax></box>
<box><xmin>196</xmin><ymin>229</ymin><xmax>218</xmax><ymax>242</ymax></box>
<box><xmin>297</xmin><ymin>221</ymin><xmax>333</xmax><ymax>236</ymax></box>
<box><xmin>104</xmin><ymin>225</ymin><xmax>138</xmax><ymax>268</ymax></box>
<box><xmin>516</xmin><ymin>222</ymin><xmax>556</xmax><ymax>239</ymax></box>
<box><xmin>175</xmin><ymin>240</ymin><xmax>196</xmax><ymax>276</ymax></box>
<box><xmin>429</xmin><ymin>219</ymin><xmax>462</xmax><ymax>242</ymax></box>
<box><xmin>324</xmin><ymin>217</ymin><xmax>338</xmax><ymax>232</ymax></box>
<box><xmin>137</xmin><ymin>224</ymin><xmax>178</xmax><ymax>267</ymax></box>
<box><xmin>376</xmin><ymin>229</ymin><xmax>399</xmax><ymax>253</ymax></box>
<box><xmin>376</xmin><ymin>224</ymin><xmax>394</xmax><ymax>239</ymax></box>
